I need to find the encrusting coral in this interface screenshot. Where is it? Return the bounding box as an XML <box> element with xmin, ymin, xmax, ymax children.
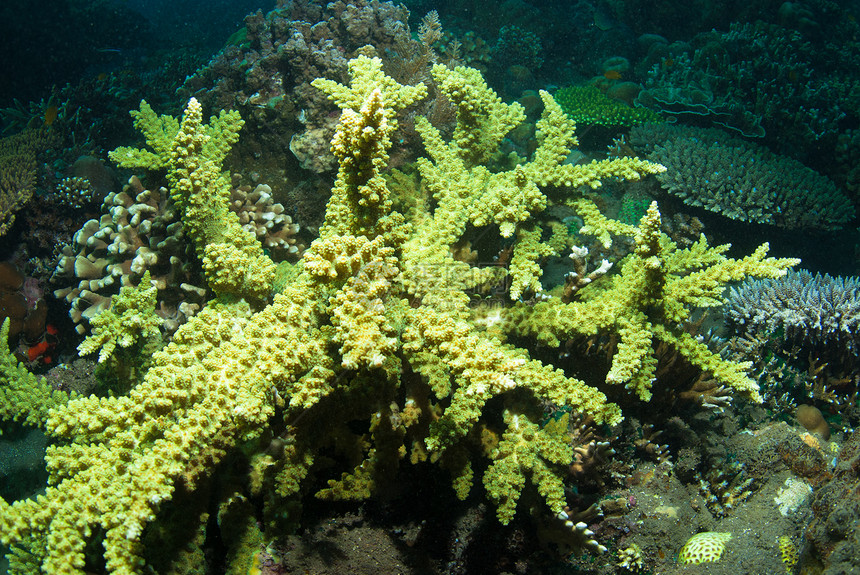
<box><xmin>0</xmin><ymin>56</ymin><xmax>798</xmax><ymax>573</ymax></box>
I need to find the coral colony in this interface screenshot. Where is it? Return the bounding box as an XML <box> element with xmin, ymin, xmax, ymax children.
<box><xmin>2</xmin><ymin>1</ymin><xmax>860</xmax><ymax>573</ymax></box>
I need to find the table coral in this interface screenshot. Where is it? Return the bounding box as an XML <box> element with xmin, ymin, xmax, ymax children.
<box><xmin>630</xmin><ymin>122</ymin><xmax>854</xmax><ymax>231</ymax></box>
<box><xmin>0</xmin><ymin>56</ymin><xmax>799</xmax><ymax>573</ymax></box>
<box><xmin>726</xmin><ymin>270</ymin><xmax>860</xmax><ymax>358</ymax></box>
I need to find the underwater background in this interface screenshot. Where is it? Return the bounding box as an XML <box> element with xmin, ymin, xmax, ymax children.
<box><xmin>2</xmin><ymin>0</ymin><xmax>860</xmax><ymax>573</ymax></box>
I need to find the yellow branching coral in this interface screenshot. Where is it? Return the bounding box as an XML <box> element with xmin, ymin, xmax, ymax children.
<box><xmin>313</xmin><ymin>56</ymin><xmax>427</xmax><ymax>239</ymax></box>
<box><xmin>410</xmin><ymin>73</ymin><xmax>663</xmax><ymax>303</ymax></box>
<box><xmin>306</xmin><ymin>233</ymin><xmax>402</xmax><ymax>370</ymax></box>
<box><xmin>0</xmin><ymin>56</ymin><xmax>799</xmax><ymax>573</ymax></box>
<box><xmin>402</xmin><ymin>306</ymin><xmax>620</xmax><ymax>454</ymax></box>
<box><xmin>572</xmin><ymin>197</ymin><xmax>637</xmax><ymax>248</ymax></box>
<box><xmin>526</xmin><ymin>91</ymin><xmax>665</xmax><ymax>190</ymax></box>
<box><xmin>0</xmin><ymin>319</ymin><xmax>75</xmax><ymax>432</ymax></box>
<box><xmin>483</xmin><ymin>410</ymin><xmax>573</xmax><ymax>523</ymax></box>
<box><xmin>109</xmin><ymin>100</ymin><xmax>179</xmax><ymax>171</ymax></box>
<box><xmin>109</xmin><ymin>98</ymin><xmax>275</xmax><ymax>300</ymax></box>
<box><xmin>431</xmin><ymin>63</ymin><xmax>526</xmax><ymax>165</ymax></box>
<box><xmin>504</xmin><ymin>201</ymin><xmax>799</xmax><ymax>401</ymax></box>
<box><xmin>509</xmin><ymin>224</ymin><xmax>558</xmax><ymax>300</ymax></box>
<box><xmin>169</xmin><ymin>98</ymin><xmax>274</xmax><ymax>299</ymax></box>
<box><xmin>1</xmin><ymin>286</ymin><xmax>330</xmax><ymax>573</ymax></box>
<box><xmin>77</xmin><ymin>270</ymin><xmax>162</xmax><ymax>363</ymax></box>
<box><xmin>312</xmin><ymin>55</ymin><xmax>428</xmax><ymax>122</ymax></box>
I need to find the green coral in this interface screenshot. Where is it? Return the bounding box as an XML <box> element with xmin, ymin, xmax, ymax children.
<box><xmin>108</xmin><ymin>100</ymin><xmax>179</xmax><ymax>171</ymax></box>
<box><xmin>618</xmin><ymin>191</ymin><xmax>654</xmax><ymax>225</ymax></box>
<box><xmin>77</xmin><ymin>270</ymin><xmax>163</xmax><ymax>363</ymax></box>
<box><xmin>109</xmin><ymin>98</ymin><xmax>275</xmax><ymax>300</ymax></box>
<box><xmin>0</xmin><ymin>56</ymin><xmax>798</xmax><ymax>573</ymax></box>
<box><xmin>555</xmin><ymin>85</ymin><xmax>663</xmax><ymax>127</ymax></box>
<box><xmin>483</xmin><ymin>409</ymin><xmax>573</xmax><ymax>523</ymax></box>
<box><xmin>504</xmin><ymin>201</ymin><xmax>799</xmax><ymax>401</ymax></box>
<box><xmin>0</xmin><ymin>319</ymin><xmax>74</xmax><ymax>432</ymax></box>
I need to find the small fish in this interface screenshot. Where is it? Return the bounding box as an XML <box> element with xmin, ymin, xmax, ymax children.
<box><xmin>603</xmin><ymin>69</ymin><xmax>622</xmax><ymax>80</ymax></box>
<box><xmin>27</xmin><ymin>340</ymin><xmax>51</xmax><ymax>362</ymax></box>
<box><xmin>44</xmin><ymin>105</ymin><xmax>58</xmax><ymax>126</ymax></box>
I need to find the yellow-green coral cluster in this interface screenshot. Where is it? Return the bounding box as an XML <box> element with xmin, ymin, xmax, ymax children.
<box><xmin>305</xmin><ymin>233</ymin><xmax>401</xmax><ymax>370</ymax></box>
<box><xmin>312</xmin><ymin>56</ymin><xmax>427</xmax><ymax>240</ymax></box>
<box><xmin>504</xmin><ymin>202</ymin><xmax>797</xmax><ymax>401</ymax></box>
<box><xmin>0</xmin><ymin>319</ymin><xmax>74</xmax><ymax>432</ymax></box>
<box><xmin>482</xmin><ymin>410</ymin><xmax>573</xmax><ymax>524</ymax></box>
<box><xmin>109</xmin><ymin>98</ymin><xmax>275</xmax><ymax>299</ymax></box>
<box><xmin>407</xmin><ymin>65</ymin><xmax>664</xmax><ymax>303</ymax></box>
<box><xmin>555</xmin><ymin>85</ymin><xmax>663</xmax><ymax>127</ymax></box>
<box><xmin>77</xmin><ymin>270</ymin><xmax>162</xmax><ymax>363</ymax></box>
<box><xmin>0</xmin><ymin>55</ymin><xmax>801</xmax><ymax>574</ymax></box>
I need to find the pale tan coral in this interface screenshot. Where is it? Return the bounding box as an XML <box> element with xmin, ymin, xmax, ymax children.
<box><xmin>630</xmin><ymin>123</ymin><xmax>853</xmax><ymax>230</ymax></box>
<box><xmin>52</xmin><ymin>179</ymin><xmax>204</xmax><ymax>337</ymax></box>
<box><xmin>230</xmin><ymin>181</ymin><xmax>301</xmax><ymax>254</ymax></box>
